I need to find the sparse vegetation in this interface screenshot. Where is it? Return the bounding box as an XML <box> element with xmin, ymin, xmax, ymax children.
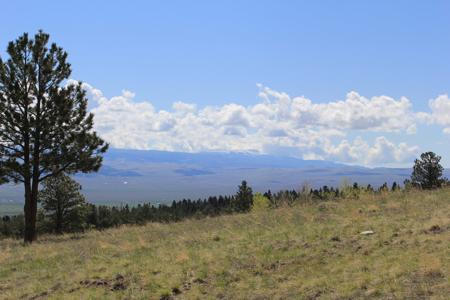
<box><xmin>0</xmin><ymin>187</ymin><xmax>449</xmax><ymax>299</ymax></box>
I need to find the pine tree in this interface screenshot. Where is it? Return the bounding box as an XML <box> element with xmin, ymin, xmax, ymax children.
<box><xmin>235</xmin><ymin>180</ymin><xmax>253</xmax><ymax>212</ymax></box>
<box><xmin>86</xmin><ymin>204</ymin><xmax>98</xmax><ymax>228</ymax></box>
<box><xmin>0</xmin><ymin>31</ymin><xmax>108</xmax><ymax>242</ymax></box>
<box><xmin>391</xmin><ymin>181</ymin><xmax>398</xmax><ymax>191</ymax></box>
<box><xmin>39</xmin><ymin>173</ymin><xmax>87</xmax><ymax>234</ymax></box>
<box><xmin>379</xmin><ymin>182</ymin><xmax>389</xmax><ymax>192</ymax></box>
<box><xmin>411</xmin><ymin>152</ymin><xmax>445</xmax><ymax>189</ymax></box>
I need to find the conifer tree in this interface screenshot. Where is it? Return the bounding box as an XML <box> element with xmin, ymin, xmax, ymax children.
<box><xmin>391</xmin><ymin>181</ymin><xmax>398</xmax><ymax>191</ymax></box>
<box><xmin>0</xmin><ymin>31</ymin><xmax>108</xmax><ymax>242</ymax></box>
<box><xmin>235</xmin><ymin>180</ymin><xmax>253</xmax><ymax>212</ymax></box>
<box><xmin>411</xmin><ymin>152</ymin><xmax>445</xmax><ymax>189</ymax></box>
<box><xmin>39</xmin><ymin>173</ymin><xmax>87</xmax><ymax>234</ymax></box>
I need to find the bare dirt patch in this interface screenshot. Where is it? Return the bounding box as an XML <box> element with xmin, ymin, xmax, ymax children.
<box><xmin>425</xmin><ymin>225</ymin><xmax>444</xmax><ymax>234</ymax></box>
<box><xmin>80</xmin><ymin>274</ymin><xmax>128</xmax><ymax>291</ymax></box>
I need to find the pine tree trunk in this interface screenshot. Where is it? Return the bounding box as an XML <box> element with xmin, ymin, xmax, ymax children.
<box><xmin>56</xmin><ymin>206</ymin><xmax>63</xmax><ymax>234</ymax></box>
<box><xmin>23</xmin><ymin>181</ymin><xmax>37</xmax><ymax>243</ymax></box>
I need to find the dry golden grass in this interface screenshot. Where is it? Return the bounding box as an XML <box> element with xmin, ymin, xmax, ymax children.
<box><xmin>0</xmin><ymin>188</ymin><xmax>449</xmax><ymax>299</ymax></box>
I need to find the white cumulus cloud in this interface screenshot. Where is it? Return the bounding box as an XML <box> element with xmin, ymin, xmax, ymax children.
<box><xmin>323</xmin><ymin>137</ymin><xmax>418</xmax><ymax>166</ymax></box>
<box><xmin>257</xmin><ymin>85</ymin><xmax>417</xmax><ymax>133</ymax></box>
<box><xmin>74</xmin><ymin>81</ymin><xmax>424</xmax><ymax>166</ymax></box>
<box><xmin>419</xmin><ymin>94</ymin><xmax>450</xmax><ymax>134</ymax></box>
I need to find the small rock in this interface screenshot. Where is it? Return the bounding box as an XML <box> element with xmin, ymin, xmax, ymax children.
<box><xmin>172</xmin><ymin>287</ymin><xmax>182</xmax><ymax>295</ymax></box>
<box><xmin>360</xmin><ymin>230</ymin><xmax>374</xmax><ymax>235</ymax></box>
<box><xmin>365</xmin><ymin>289</ymin><xmax>379</xmax><ymax>297</ymax></box>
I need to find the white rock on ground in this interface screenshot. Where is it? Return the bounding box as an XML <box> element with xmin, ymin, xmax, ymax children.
<box><xmin>360</xmin><ymin>230</ymin><xmax>374</xmax><ymax>235</ymax></box>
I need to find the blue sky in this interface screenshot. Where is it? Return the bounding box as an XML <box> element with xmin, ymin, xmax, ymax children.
<box><xmin>1</xmin><ymin>1</ymin><xmax>450</xmax><ymax>166</ymax></box>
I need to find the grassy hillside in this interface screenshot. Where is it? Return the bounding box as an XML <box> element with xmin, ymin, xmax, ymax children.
<box><xmin>0</xmin><ymin>189</ymin><xmax>449</xmax><ymax>299</ymax></box>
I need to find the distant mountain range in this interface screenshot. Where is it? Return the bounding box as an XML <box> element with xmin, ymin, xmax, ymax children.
<box><xmin>1</xmin><ymin>149</ymin><xmax>446</xmax><ymax>204</ymax></box>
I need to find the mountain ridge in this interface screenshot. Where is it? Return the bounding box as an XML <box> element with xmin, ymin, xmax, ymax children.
<box><xmin>1</xmin><ymin>148</ymin><xmax>445</xmax><ymax>204</ymax></box>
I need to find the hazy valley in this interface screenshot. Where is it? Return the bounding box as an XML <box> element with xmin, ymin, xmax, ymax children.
<box><xmin>0</xmin><ymin>148</ymin><xmax>439</xmax><ymax>211</ymax></box>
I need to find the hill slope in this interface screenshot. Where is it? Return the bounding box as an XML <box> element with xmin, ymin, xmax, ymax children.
<box><xmin>1</xmin><ymin>189</ymin><xmax>450</xmax><ymax>299</ymax></box>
